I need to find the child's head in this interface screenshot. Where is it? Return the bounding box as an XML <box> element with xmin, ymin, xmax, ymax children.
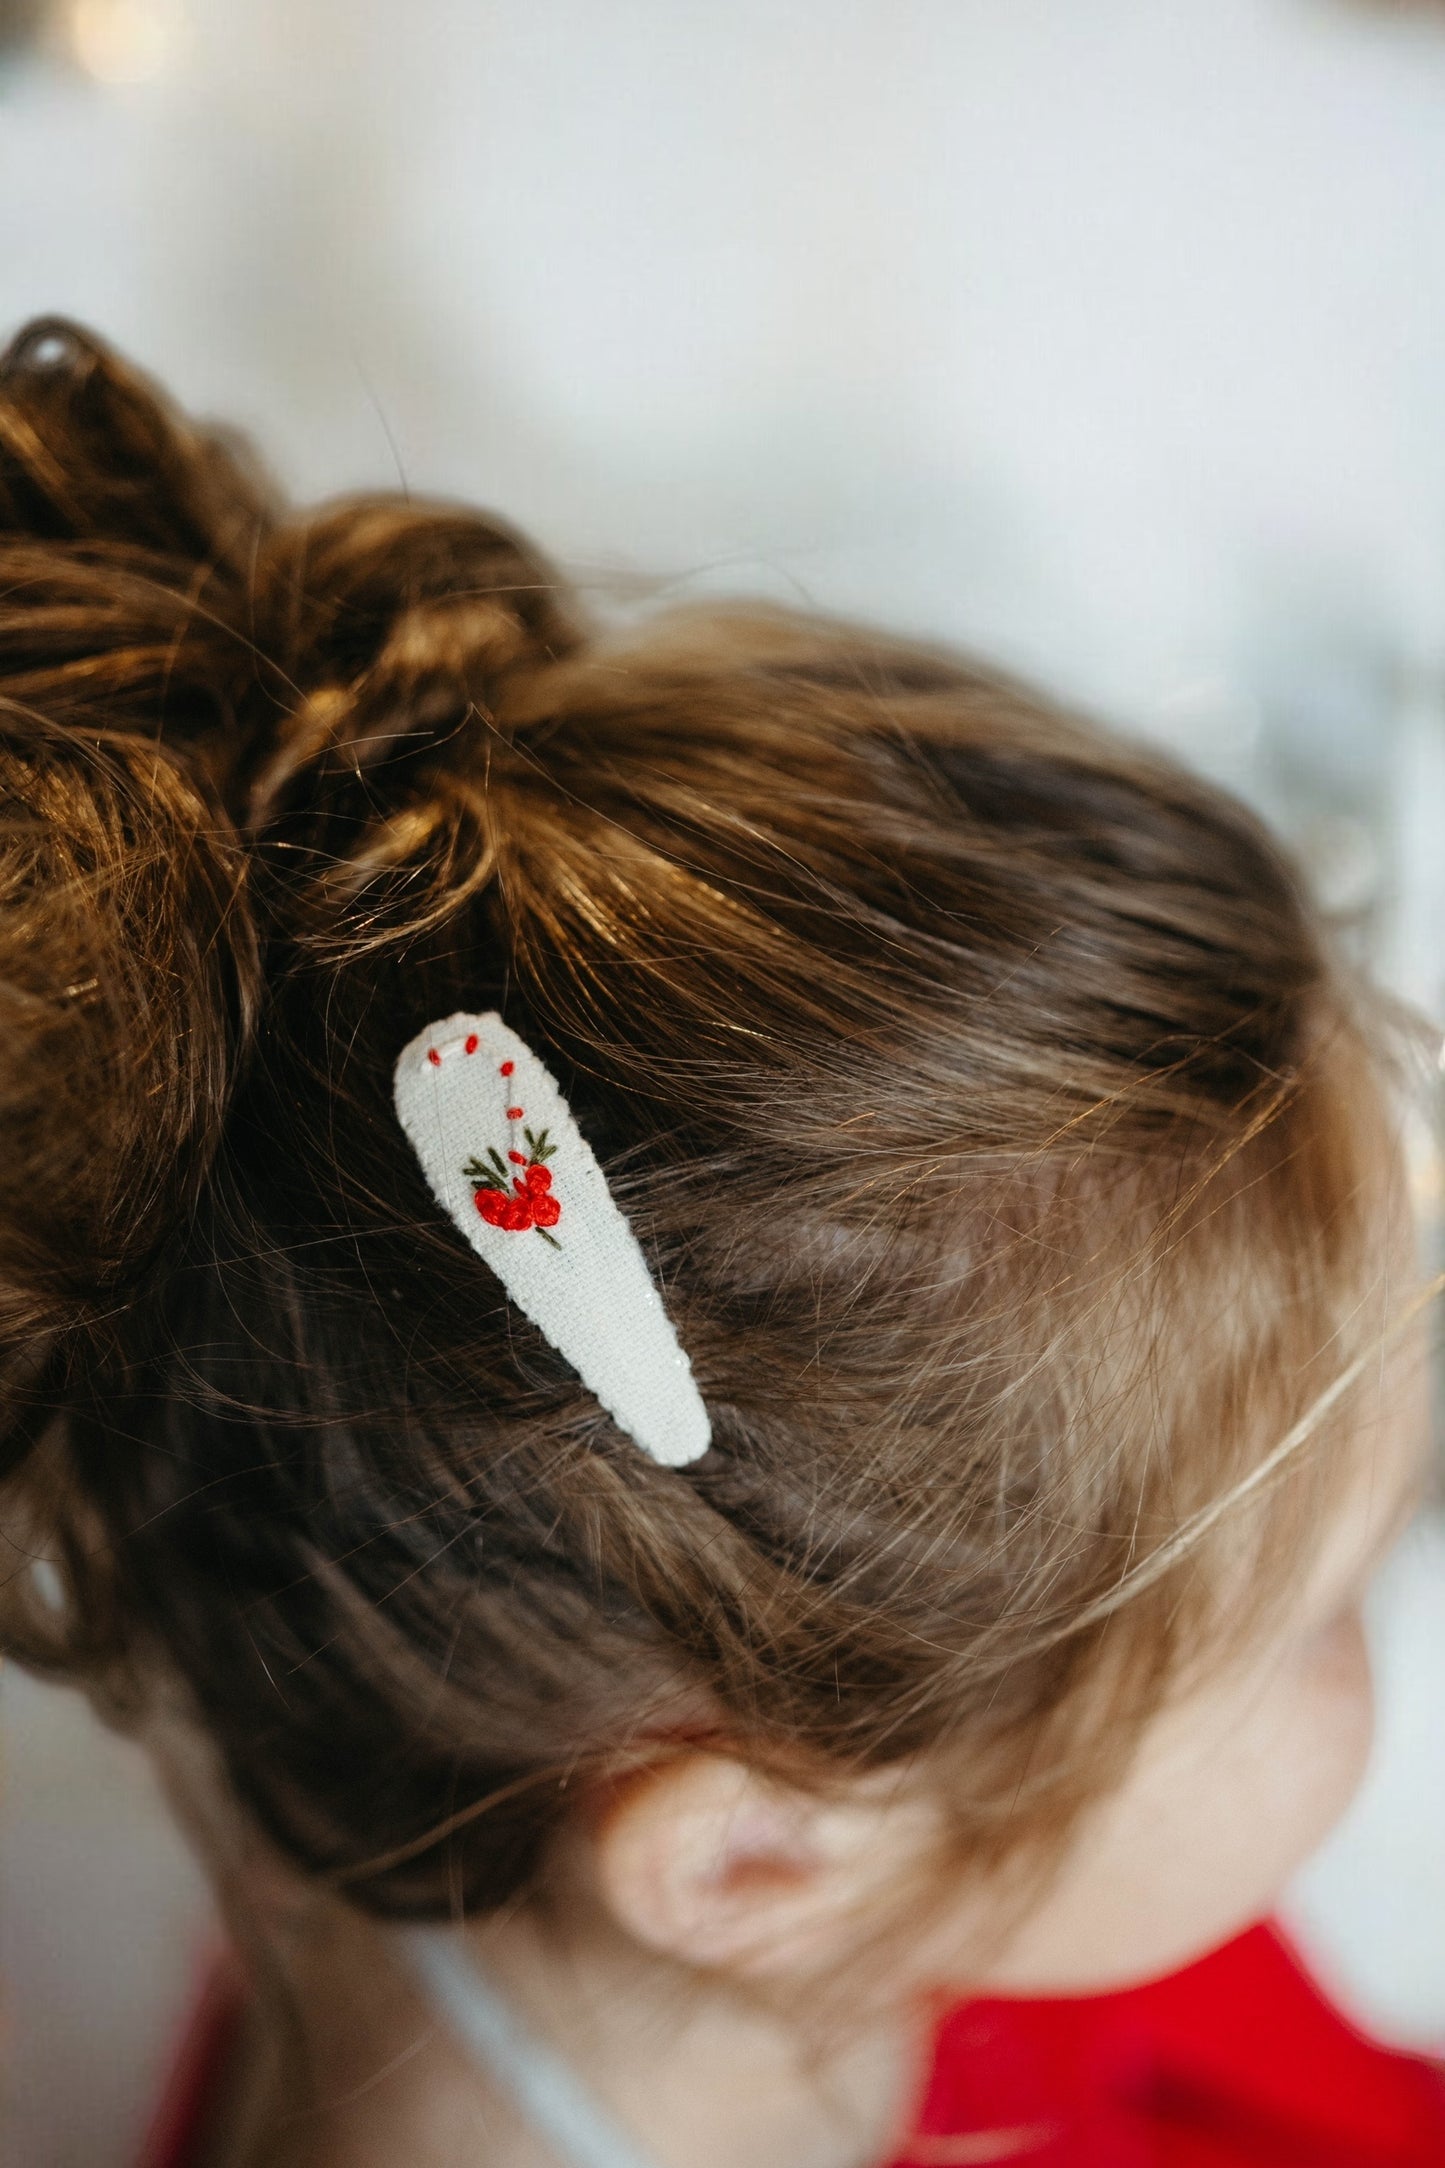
<box><xmin>0</xmin><ymin>320</ymin><xmax>1430</xmax><ymax>2013</ymax></box>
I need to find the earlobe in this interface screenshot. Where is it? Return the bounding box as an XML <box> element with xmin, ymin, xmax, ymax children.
<box><xmin>590</xmin><ymin>1752</ymin><xmax>886</xmax><ymax>1978</ymax></box>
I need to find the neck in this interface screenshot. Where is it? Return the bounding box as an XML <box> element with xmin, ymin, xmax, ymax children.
<box><xmin>228</xmin><ymin>1893</ymin><xmax>932</xmax><ymax>2168</ymax></box>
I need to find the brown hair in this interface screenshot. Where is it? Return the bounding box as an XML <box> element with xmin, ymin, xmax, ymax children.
<box><xmin>0</xmin><ymin>317</ymin><xmax>1400</xmax><ymax>1924</ymax></box>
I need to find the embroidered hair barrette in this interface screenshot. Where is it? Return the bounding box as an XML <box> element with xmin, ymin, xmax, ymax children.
<box><xmin>393</xmin><ymin>1011</ymin><xmax>711</xmax><ymax>1467</ymax></box>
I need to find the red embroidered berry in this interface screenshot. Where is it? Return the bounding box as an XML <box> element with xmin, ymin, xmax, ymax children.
<box><xmin>465</xmin><ymin>1033</ymin><xmax>478</xmax><ymax>1055</ymax></box>
<box><xmin>522</xmin><ymin>1162</ymin><xmax>552</xmax><ymax>1193</ymax></box>
<box><xmin>474</xmin><ymin>1185</ymin><xmax>529</xmax><ymax>1229</ymax></box>
<box><xmin>427</xmin><ymin>1047</ymin><xmax>441</xmax><ymax>1066</ymax></box>
<box><xmin>506</xmin><ymin>1105</ymin><xmax>524</xmax><ymax>1120</ymax></box>
<box><xmin>499</xmin><ymin>1060</ymin><xmax>514</xmax><ymax>1076</ymax></box>
<box><xmin>530</xmin><ymin>1189</ymin><xmax>561</xmax><ymax>1228</ymax></box>
<box><xmin>508</xmin><ymin>1148</ymin><xmax>527</xmax><ymax>1165</ymax></box>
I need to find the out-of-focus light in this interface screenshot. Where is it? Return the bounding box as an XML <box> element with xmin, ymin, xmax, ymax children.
<box><xmin>63</xmin><ymin>0</ymin><xmax>182</xmax><ymax>84</ymax></box>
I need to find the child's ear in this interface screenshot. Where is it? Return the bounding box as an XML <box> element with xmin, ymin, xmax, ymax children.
<box><xmin>588</xmin><ymin>1752</ymin><xmax>928</xmax><ymax>1979</ymax></box>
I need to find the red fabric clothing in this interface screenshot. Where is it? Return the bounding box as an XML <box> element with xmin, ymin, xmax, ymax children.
<box><xmin>135</xmin><ymin>1919</ymin><xmax>1445</xmax><ymax>2168</ymax></box>
<box><xmin>134</xmin><ymin>1950</ymin><xmax>247</xmax><ymax>2168</ymax></box>
<box><xmin>893</xmin><ymin>1923</ymin><xmax>1445</xmax><ymax>2167</ymax></box>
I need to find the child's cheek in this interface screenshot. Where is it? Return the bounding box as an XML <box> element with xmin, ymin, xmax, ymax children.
<box><xmin>1291</xmin><ymin>1604</ymin><xmax>1376</xmax><ymax>1846</ymax></box>
<box><xmin>944</xmin><ymin>1612</ymin><xmax>1379</xmax><ymax>1999</ymax></box>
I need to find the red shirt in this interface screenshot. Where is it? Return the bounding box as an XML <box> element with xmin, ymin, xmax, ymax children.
<box><xmin>897</xmin><ymin>1923</ymin><xmax>1445</xmax><ymax>2167</ymax></box>
<box><xmin>138</xmin><ymin>1920</ymin><xmax>1445</xmax><ymax>2168</ymax></box>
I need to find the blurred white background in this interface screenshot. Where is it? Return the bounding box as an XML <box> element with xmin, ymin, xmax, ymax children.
<box><xmin>0</xmin><ymin>2</ymin><xmax>1442</xmax><ymax>2162</ymax></box>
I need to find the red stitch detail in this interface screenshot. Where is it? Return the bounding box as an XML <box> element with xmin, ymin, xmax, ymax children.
<box><xmin>474</xmin><ymin>1186</ymin><xmax>533</xmax><ymax>1232</ymax></box>
<box><xmin>470</xmin><ymin>1163</ymin><xmax>564</xmax><ymax>1236</ymax></box>
<box><xmin>427</xmin><ymin>1047</ymin><xmax>441</xmax><ymax>1065</ymax></box>
<box><xmin>499</xmin><ymin>1060</ymin><xmax>514</xmax><ymax>1076</ymax></box>
<box><xmin>508</xmin><ymin>1149</ymin><xmax>527</xmax><ymax>1165</ymax></box>
<box><xmin>464</xmin><ymin>1033</ymin><xmax>479</xmax><ymax>1054</ymax></box>
<box><xmin>506</xmin><ymin>1105</ymin><xmax>524</xmax><ymax>1120</ymax></box>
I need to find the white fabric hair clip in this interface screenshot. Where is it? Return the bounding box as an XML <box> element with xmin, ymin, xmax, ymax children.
<box><xmin>393</xmin><ymin>1011</ymin><xmax>711</xmax><ymax>1467</ymax></box>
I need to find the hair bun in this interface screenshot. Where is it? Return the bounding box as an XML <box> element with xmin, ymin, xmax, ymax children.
<box><xmin>242</xmin><ymin>497</ymin><xmax>582</xmax><ymax>839</ymax></box>
<box><xmin>0</xmin><ymin>310</ymin><xmax>590</xmax><ymax>1049</ymax></box>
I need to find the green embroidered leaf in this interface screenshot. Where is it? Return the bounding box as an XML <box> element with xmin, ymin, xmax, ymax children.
<box><xmin>464</xmin><ymin>1147</ymin><xmax>514</xmax><ymax>1190</ymax></box>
